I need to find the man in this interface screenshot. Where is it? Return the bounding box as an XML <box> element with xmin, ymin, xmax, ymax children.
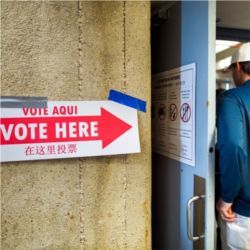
<box><xmin>216</xmin><ymin>42</ymin><xmax>250</xmax><ymax>250</ymax></box>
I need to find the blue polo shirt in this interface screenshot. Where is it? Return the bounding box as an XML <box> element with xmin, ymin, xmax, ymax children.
<box><xmin>216</xmin><ymin>79</ymin><xmax>250</xmax><ymax>217</ymax></box>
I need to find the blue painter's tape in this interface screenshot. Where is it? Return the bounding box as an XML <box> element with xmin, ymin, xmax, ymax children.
<box><xmin>108</xmin><ymin>90</ymin><xmax>146</xmax><ymax>112</ymax></box>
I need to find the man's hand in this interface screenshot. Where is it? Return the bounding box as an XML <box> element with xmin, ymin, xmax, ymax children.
<box><xmin>216</xmin><ymin>198</ymin><xmax>236</xmax><ymax>222</ymax></box>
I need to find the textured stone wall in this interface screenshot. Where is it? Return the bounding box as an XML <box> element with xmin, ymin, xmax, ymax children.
<box><xmin>1</xmin><ymin>1</ymin><xmax>151</xmax><ymax>249</ymax></box>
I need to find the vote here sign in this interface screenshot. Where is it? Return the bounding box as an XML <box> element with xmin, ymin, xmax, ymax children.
<box><xmin>0</xmin><ymin>101</ymin><xmax>140</xmax><ymax>162</ymax></box>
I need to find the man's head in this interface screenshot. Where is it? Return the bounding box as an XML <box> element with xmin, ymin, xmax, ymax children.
<box><xmin>229</xmin><ymin>42</ymin><xmax>250</xmax><ymax>87</ymax></box>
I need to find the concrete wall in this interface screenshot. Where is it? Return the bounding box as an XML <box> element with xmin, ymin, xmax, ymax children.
<box><xmin>1</xmin><ymin>1</ymin><xmax>151</xmax><ymax>249</ymax></box>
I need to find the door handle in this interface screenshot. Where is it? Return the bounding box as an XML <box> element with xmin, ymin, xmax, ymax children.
<box><xmin>187</xmin><ymin>195</ymin><xmax>205</xmax><ymax>241</ymax></box>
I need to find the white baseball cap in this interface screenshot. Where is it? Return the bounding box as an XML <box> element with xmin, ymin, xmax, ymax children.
<box><xmin>230</xmin><ymin>42</ymin><xmax>250</xmax><ymax>67</ymax></box>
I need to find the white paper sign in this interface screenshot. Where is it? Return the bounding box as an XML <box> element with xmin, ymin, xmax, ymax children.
<box><xmin>0</xmin><ymin>101</ymin><xmax>140</xmax><ymax>162</ymax></box>
<box><xmin>152</xmin><ymin>63</ymin><xmax>196</xmax><ymax>166</ymax></box>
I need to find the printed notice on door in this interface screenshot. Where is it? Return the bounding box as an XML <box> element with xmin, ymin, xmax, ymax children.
<box><xmin>152</xmin><ymin>63</ymin><xmax>196</xmax><ymax>167</ymax></box>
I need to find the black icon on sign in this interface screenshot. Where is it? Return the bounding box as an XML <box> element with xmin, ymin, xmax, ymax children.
<box><xmin>158</xmin><ymin>104</ymin><xmax>166</xmax><ymax>120</ymax></box>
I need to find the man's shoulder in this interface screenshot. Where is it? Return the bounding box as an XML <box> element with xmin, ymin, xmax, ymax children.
<box><xmin>218</xmin><ymin>81</ymin><xmax>250</xmax><ymax>107</ymax></box>
<box><xmin>221</xmin><ymin>84</ymin><xmax>249</xmax><ymax>101</ymax></box>
<box><xmin>218</xmin><ymin>88</ymin><xmax>239</xmax><ymax>102</ymax></box>
<box><xmin>225</xmin><ymin>88</ymin><xmax>240</xmax><ymax>97</ymax></box>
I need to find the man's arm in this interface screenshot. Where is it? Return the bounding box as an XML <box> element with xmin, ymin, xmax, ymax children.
<box><xmin>216</xmin><ymin>92</ymin><xmax>246</xmax><ymax>220</ymax></box>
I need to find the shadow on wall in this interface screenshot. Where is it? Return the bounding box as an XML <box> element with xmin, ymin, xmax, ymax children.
<box><xmin>151</xmin><ymin>2</ymin><xmax>182</xmax><ymax>250</ymax></box>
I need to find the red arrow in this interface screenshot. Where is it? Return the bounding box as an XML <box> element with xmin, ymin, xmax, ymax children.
<box><xmin>0</xmin><ymin>108</ymin><xmax>132</xmax><ymax>149</ymax></box>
